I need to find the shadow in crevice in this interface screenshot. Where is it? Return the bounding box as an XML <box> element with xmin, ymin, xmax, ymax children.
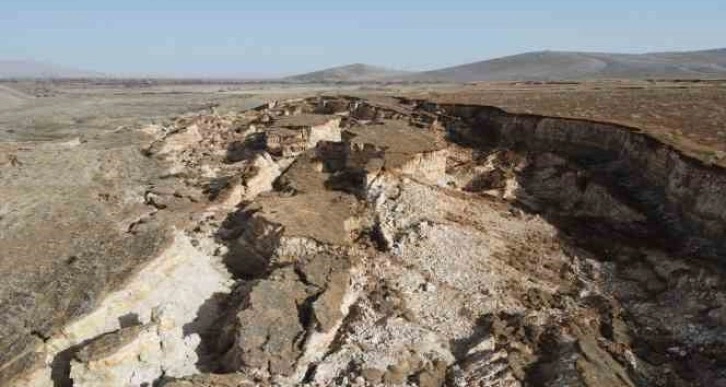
<box><xmin>181</xmin><ymin>202</ymin><xmax>284</xmax><ymax>374</ymax></box>
<box><xmin>50</xmin><ymin>326</ymin><xmax>143</xmax><ymax>387</ymax></box>
<box><xmin>50</xmin><ymin>345</ymin><xmax>77</xmax><ymax>387</ymax></box>
<box><xmin>225</xmin><ymin>133</ymin><xmax>266</xmax><ymax>164</ymax></box>
<box><xmin>118</xmin><ymin>312</ymin><xmax>141</xmax><ymax>329</ymax></box>
<box><xmin>181</xmin><ymin>291</ymin><xmax>243</xmax><ymax>373</ymax></box>
<box><xmin>448</xmin><ymin>314</ymin><xmax>497</xmax><ymax>361</ymax></box>
<box><xmin>315</xmin><ymin>138</ymin><xmax>386</xmax><ymax>200</ymax></box>
<box><xmin>215</xmin><ymin>206</ymin><xmax>280</xmax><ymax>280</ymax></box>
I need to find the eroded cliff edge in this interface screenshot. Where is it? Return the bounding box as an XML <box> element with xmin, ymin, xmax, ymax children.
<box><xmin>429</xmin><ymin>101</ymin><xmax>726</xmax><ymax>260</ymax></box>
<box><xmin>2</xmin><ymin>95</ymin><xmax>725</xmax><ymax>387</ymax></box>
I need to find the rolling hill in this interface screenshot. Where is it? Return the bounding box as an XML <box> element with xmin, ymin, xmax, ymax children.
<box><xmin>4</xmin><ymin>48</ymin><xmax>726</xmax><ymax>82</ymax></box>
<box><xmin>284</xmin><ymin>63</ymin><xmax>411</xmax><ymax>83</ymax></box>
<box><xmin>404</xmin><ymin>48</ymin><xmax>726</xmax><ymax>82</ymax></box>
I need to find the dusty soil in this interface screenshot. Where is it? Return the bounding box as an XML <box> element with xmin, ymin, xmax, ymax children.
<box><xmin>0</xmin><ymin>81</ymin><xmax>725</xmax><ymax>387</ymax></box>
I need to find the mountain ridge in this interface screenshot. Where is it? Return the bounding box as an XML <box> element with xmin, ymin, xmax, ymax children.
<box><xmin>3</xmin><ymin>48</ymin><xmax>726</xmax><ymax>81</ymax></box>
<box><xmin>402</xmin><ymin>48</ymin><xmax>726</xmax><ymax>82</ymax></box>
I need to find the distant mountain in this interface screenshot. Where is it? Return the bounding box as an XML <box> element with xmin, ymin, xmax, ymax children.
<box><xmin>284</xmin><ymin>63</ymin><xmax>411</xmax><ymax>83</ymax></box>
<box><xmin>405</xmin><ymin>48</ymin><xmax>726</xmax><ymax>82</ymax></box>
<box><xmin>5</xmin><ymin>49</ymin><xmax>726</xmax><ymax>81</ymax></box>
<box><xmin>0</xmin><ymin>59</ymin><xmax>103</xmax><ymax>79</ymax></box>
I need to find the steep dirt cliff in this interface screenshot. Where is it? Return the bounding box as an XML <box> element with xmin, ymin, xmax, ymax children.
<box><xmin>431</xmin><ymin>101</ymin><xmax>726</xmax><ymax>259</ymax></box>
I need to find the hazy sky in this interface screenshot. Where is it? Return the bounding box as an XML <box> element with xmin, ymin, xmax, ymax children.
<box><xmin>1</xmin><ymin>0</ymin><xmax>724</xmax><ymax>77</ymax></box>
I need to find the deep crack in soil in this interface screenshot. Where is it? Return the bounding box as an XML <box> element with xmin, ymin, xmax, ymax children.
<box><xmin>3</xmin><ymin>95</ymin><xmax>726</xmax><ymax>387</ymax></box>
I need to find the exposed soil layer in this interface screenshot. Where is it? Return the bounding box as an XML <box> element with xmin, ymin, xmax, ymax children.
<box><xmin>423</xmin><ymin>99</ymin><xmax>726</xmax><ymax>259</ymax></box>
<box><xmin>3</xmin><ymin>95</ymin><xmax>726</xmax><ymax>387</ymax></box>
<box><xmin>420</xmin><ymin>80</ymin><xmax>726</xmax><ymax>162</ymax></box>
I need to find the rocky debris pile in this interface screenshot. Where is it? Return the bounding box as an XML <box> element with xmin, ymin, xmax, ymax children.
<box><xmin>6</xmin><ymin>95</ymin><xmax>726</xmax><ymax>386</ymax></box>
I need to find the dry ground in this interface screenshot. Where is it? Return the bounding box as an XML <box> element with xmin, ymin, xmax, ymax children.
<box><xmin>0</xmin><ymin>79</ymin><xmax>725</xmax><ymax>386</ymax></box>
<box><xmin>409</xmin><ymin>79</ymin><xmax>726</xmax><ymax>164</ymax></box>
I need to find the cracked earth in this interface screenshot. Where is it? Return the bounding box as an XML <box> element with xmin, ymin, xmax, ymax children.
<box><xmin>2</xmin><ymin>96</ymin><xmax>726</xmax><ymax>387</ymax></box>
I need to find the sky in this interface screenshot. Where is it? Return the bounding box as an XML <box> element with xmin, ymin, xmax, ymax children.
<box><xmin>1</xmin><ymin>0</ymin><xmax>725</xmax><ymax>77</ymax></box>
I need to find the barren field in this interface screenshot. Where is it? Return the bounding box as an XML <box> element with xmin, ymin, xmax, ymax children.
<box><xmin>1</xmin><ymin>80</ymin><xmax>725</xmax><ymax>387</ymax></box>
